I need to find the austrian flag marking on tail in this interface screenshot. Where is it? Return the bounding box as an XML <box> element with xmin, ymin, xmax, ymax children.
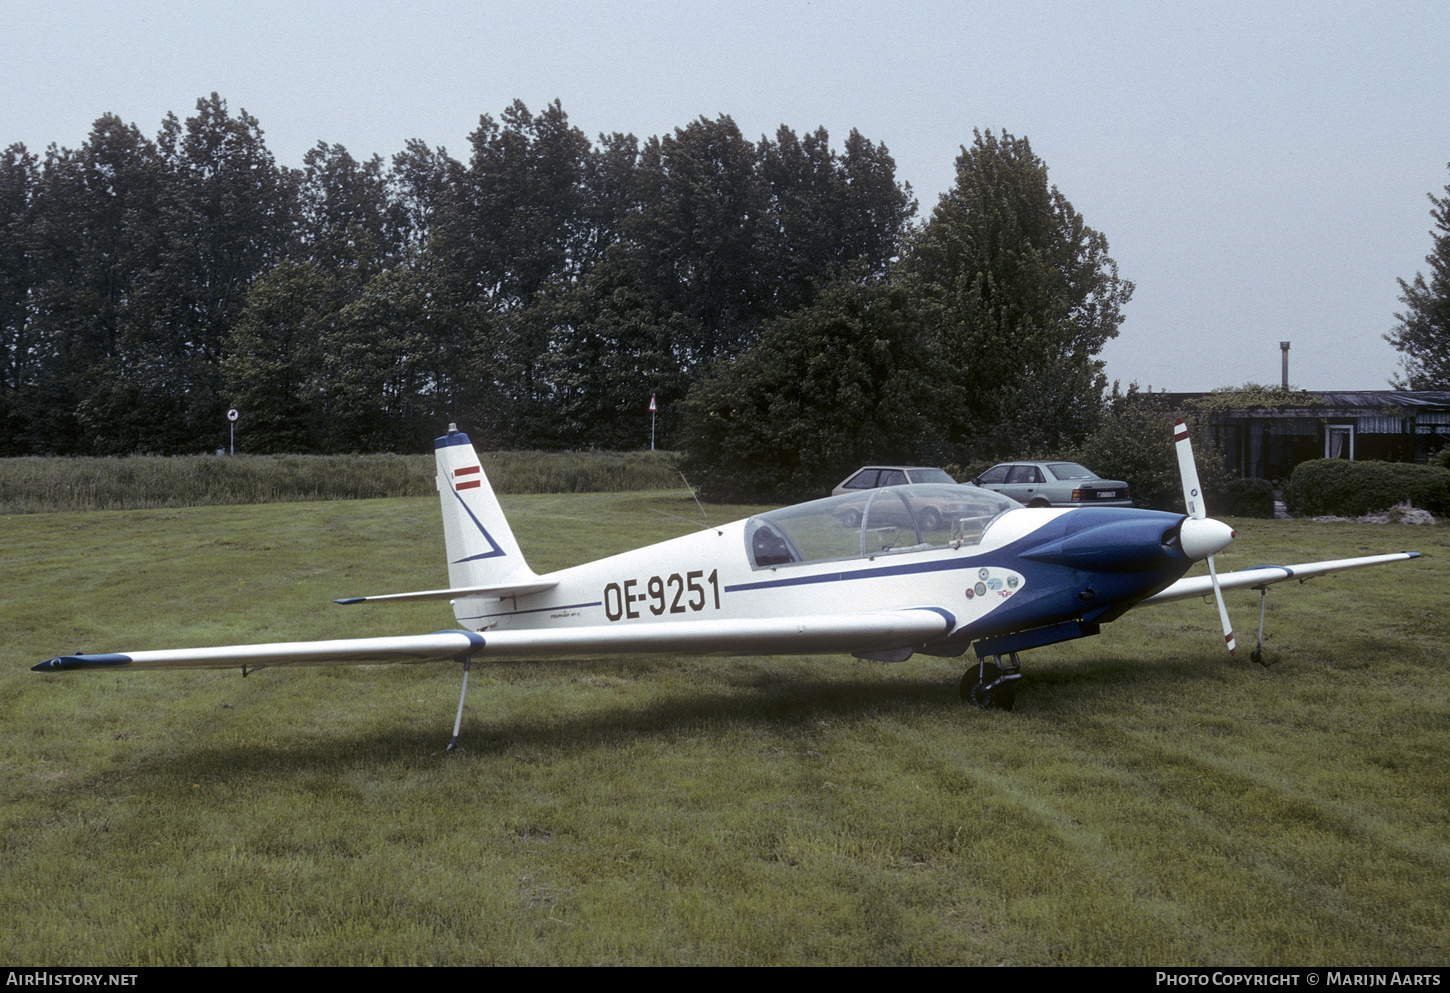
<box><xmin>454</xmin><ymin>465</ymin><xmax>482</xmax><ymax>490</ymax></box>
<box><xmin>1173</xmin><ymin>418</ymin><xmax>1189</xmax><ymax>443</ymax></box>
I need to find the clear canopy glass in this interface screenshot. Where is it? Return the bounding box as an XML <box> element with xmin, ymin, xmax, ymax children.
<box><xmin>745</xmin><ymin>484</ymin><xmax>1021</xmax><ymax>569</ymax></box>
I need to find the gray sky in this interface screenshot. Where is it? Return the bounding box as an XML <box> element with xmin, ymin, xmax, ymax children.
<box><xmin>5</xmin><ymin>0</ymin><xmax>1448</xmax><ymax>392</ymax></box>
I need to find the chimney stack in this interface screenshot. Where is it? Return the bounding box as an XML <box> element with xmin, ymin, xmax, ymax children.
<box><xmin>1280</xmin><ymin>341</ymin><xmax>1290</xmax><ymax>389</ymax></box>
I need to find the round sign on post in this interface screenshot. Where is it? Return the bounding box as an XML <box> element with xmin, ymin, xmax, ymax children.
<box><xmin>226</xmin><ymin>408</ymin><xmax>238</xmax><ymax>455</ymax></box>
<box><xmin>227</xmin><ymin>408</ymin><xmax>239</xmax><ymax>422</ymax></box>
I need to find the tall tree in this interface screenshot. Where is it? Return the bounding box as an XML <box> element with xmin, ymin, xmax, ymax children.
<box><xmin>88</xmin><ymin>95</ymin><xmax>294</xmax><ymax>453</ymax></box>
<box><xmin>1387</xmin><ymin>162</ymin><xmax>1450</xmax><ymax>390</ymax></box>
<box><xmin>900</xmin><ymin>129</ymin><xmax>1133</xmax><ymax>460</ymax></box>
<box><xmin>16</xmin><ymin>118</ymin><xmax>164</xmax><ymax>453</ymax></box>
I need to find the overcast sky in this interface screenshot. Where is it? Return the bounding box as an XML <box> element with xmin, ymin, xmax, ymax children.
<box><xmin>5</xmin><ymin>0</ymin><xmax>1448</xmax><ymax>392</ymax></box>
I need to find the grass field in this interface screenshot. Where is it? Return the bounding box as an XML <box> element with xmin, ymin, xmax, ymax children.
<box><xmin>2</xmin><ymin>494</ymin><xmax>1447</xmax><ymax>965</ymax></box>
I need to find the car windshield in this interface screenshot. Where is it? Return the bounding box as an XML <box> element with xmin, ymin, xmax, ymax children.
<box><xmin>1047</xmin><ymin>462</ymin><xmax>1098</xmax><ymax>480</ymax></box>
<box><xmin>745</xmin><ymin>484</ymin><xmax>1021</xmax><ymax>569</ymax></box>
<box><xmin>907</xmin><ymin>468</ymin><xmax>957</xmax><ymax>484</ymax></box>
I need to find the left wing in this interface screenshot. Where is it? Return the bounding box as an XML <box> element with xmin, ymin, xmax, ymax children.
<box><xmin>1140</xmin><ymin>552</ymin><xmax>1421</xmax><ymax>607</ymax></box>
<box><xmin>32</xmin><ymin>609</ymin><xmax>956</xmax><ymax>673</ymax></box>
<box><xmin>33</xmin><ymin>631</ymin><xmax>486</xmax><ymax>672</ymax></box>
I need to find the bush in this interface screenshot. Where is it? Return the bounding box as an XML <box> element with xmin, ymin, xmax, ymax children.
<box><xmin>1285</xmin><ymin>459</ymin><xmax>1450</xmax><ymax>517</ymax></box>
<box><xmin>1213</xmin><ymin>477</ymin><xmax>1276</xmax><ymax>518</ymax></box>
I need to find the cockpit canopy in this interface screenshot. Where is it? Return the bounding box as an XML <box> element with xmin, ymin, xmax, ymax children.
<box><xmin>745</xmin><ymin>484</ymin><xmax>1022</xmax><ymax>569</ymax></box>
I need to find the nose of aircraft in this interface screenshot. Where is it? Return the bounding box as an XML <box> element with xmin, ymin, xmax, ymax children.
<box><xmin>1178</xmin><ymin>517</ymin><xmax>1235</xmax><ymax>560</ymax></box>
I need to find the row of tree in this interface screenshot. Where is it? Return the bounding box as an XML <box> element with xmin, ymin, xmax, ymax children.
<box><xmin>1</xmin><ymin>96</ymin><xmax>917</xmax><ymax>455</ymax></box>
<box><xmin>4</xmin><ymin>95</ymin><xmax>1148</xmax><ymax>501</ymax></box>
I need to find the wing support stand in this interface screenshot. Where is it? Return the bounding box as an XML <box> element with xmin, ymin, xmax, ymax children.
<box><xmin>446</xmin><ymin>654</ymin><xmax>472</xmax><ymax>752</ymax></box>
<box><xmin>1249</xmin><ymin>585</ymin><xmax>1276</xmax><ymax>668</ymax></box>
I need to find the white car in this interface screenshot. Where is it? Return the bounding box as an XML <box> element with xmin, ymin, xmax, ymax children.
<box><xmin>974</xmin><ymin>461</ymin><xmax>1132</xmax><ymax>508</ymax></box>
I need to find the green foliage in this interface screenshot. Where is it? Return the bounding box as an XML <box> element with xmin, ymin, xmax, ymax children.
<box><xmin>1214</xmin><ymin>477</ymin><xmax>1276</xmax><ymax>518</ymax></box>
<box><xmin>1183</xmin><ymin>382</ymin><xmax>1325</xmax><ymax>415</ymax></box>
<box><xmin>678</xmin><ymin>280</ymin><xmax>937</xmax><ymax>502</ymax></box>
<box><xmin>1286</xmin><ymin>459</ymin><xmax>1450</xmax><ymax>517</ymax></box>
<box><xmin>0</xmin><ymin>450</ymin><xmax>682</xmax><ymax>513</ymax></box>
<box><xmin>0</xmin><ymin>99</ymin><xmax>916</xmax><ymax>457</ymax></box>
<box><xmin>1386</xmin><ymin>161</ymin><xmax>1450</xmax><ymax>389</ymax></box>
<box><xmin>1052</xmin><ymin>386</ymin><xmax>1235</xmax><ymax>514</ymax></box>
<box><xmin>899</xmin><ymin>129</ymin><xmax>1132</xmax><ymax>460</ymax></box>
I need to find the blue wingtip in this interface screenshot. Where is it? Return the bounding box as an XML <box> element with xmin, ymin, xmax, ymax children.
<box><xmin>333</xmin><ymin>597</ymin><xmax>367</xmax><ymax>605</ymax></box>
<box><xmin>33</xmin><ymin>654</ymin><xmax>133</xmax><ymax>672</ymax></box>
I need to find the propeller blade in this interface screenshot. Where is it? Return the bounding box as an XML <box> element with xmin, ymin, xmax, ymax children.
<box><xmin>1173</xmin><ymin>417</ymin><xmax>1206</xmax><ymax>520</ymax></box>
<box><xmin>1207</xmin><ymin>554</ymin><xmax>1237</xmax><ymax>655</ymax></box>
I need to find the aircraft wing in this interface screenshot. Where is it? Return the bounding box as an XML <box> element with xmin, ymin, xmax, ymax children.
<box><xmin>1139</xmin><ymin>552</ymin><xmax>1421</xmax><ymax>607</ymax></box>
<box><xmin>33</xmin><ymin>631</ymin><xmax>489</xmax><ymax>671</ymax></box>
<box><xmin>33</xmin><ymin>609</ymin><xmax>955</xmax><ymax>672</ymax></box>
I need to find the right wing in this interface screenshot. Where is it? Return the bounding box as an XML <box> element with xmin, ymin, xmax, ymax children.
<box><xmin>1140</xmin><ymin>552</ymin><xmax>1421</xmax><ymax>607</ymax></box>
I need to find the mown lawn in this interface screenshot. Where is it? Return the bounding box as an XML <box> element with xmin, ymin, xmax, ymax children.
<box><xmin>2</xmin><ymin>497</ymin><xmax>1446</xmax><ymax>965</ymax></box>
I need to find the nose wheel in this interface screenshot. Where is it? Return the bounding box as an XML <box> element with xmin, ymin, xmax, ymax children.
<box><xmin>962</xmin><ymin>653</ymin><xmax>1021</xmax><ymax>710</ymax></box>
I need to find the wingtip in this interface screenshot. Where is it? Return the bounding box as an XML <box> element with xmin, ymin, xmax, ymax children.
<box><xmin>33</xmin><ymin>653</ymin><xmax>133</xmax><ymax>672</ymax></box>
<box><xmin>332</xmin><ymin>597</ymin><xmax>366</xmax><ymax>605</ymax></box>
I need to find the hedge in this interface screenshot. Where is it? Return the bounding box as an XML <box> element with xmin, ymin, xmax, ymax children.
<box><xmin>1285</xmin><ymin>459</ymin><xmax>1450</xmax><ymax>517</ymax></box>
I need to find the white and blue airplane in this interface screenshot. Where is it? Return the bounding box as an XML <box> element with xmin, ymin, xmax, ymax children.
<box><xmin>34</xmin><ymin>420</ymin><xmax>1422</xmax><ymax>748</ymax></box>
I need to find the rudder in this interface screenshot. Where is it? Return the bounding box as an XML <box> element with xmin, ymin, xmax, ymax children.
<box><xmin>435</xmin><ymin>425</ymin><xmax>536</xmax><ymax>589</ymax></box>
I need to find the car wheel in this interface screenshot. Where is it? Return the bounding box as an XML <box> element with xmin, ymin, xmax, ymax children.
<box><xmin>918</xmin><ymin>507</ymin><xmax>943</xmax><ymax>531</ymax></box>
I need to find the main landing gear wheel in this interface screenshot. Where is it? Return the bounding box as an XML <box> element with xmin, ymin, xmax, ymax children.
<box><xmin>961</xmin><ymin>656</ymin><xmax>1021</xmax><ymax>711</ymax></box>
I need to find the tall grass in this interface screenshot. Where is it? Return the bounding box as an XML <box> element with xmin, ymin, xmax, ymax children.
<box><xmin>0</xmin><ymin>450</ymin><xmax>681</xmax><ymax>513</ymax></box>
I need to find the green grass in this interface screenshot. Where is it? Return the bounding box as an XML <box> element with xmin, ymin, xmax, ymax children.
<box><xmin>1</xmin><ymin>500</ymin><xmax>1446</xmax><ymax>965</ymax></box>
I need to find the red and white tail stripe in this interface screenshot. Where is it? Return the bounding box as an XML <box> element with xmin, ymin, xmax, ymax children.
<box><xmin>454</xmin><ymin>465</ymin><xmax>481</xmax><ymax>490</ymax></box>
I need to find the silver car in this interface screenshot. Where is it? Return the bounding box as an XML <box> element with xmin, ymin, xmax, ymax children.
<box><xmin>831</xmin><ymin>465</ymin><xmax>968</xmax><ymax>530</ymax></box>
<box><xmin>974</xmin><ymin>461</ymin><xmax>1132</xmax><ymax>508</ymax></box>
<box><xmin>832</xmin><ymin>465</ymin><xmax>959</xmax><ymax>496</ymax></box>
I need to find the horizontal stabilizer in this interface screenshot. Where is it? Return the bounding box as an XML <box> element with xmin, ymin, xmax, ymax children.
<box><xmin>1141</xmin><ymin>553</ymin><xmax>1421</xmax><ymax>606</ymax></box>
<box><xmin>333</xmin><ymin>579</ymin><xmax>559</xmax><ymax>605</ymax></box>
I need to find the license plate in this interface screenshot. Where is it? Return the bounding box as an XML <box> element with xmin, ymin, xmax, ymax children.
<box><xmin>1097</xmin><ymin>491</ymin><xmax>1117</xmax><ymax>498</ymax></box>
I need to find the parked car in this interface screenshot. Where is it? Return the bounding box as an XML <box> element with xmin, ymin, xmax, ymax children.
<box><xmin>832</xmin><ymin>465</ymin><xmax>959</xmax><ymax>496</ymax></box>
<box><xmin>830</xmin><ymin>465</ymin><xmax>971</xmax><ymax>531</ymax></box>
<box><xmin>973</xmin><ymin>461</ymin><xmax>1132</xmax><ymax>507</ymax></box>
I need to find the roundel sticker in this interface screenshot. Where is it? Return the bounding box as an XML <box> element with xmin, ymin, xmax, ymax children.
<box><xmin>974</xmin><ymin>582</ymin><xmax>987</xmax><ymax>597</ymax></box>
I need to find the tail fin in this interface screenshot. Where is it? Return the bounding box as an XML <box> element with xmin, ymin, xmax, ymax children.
<box><xmin>435</xmin><ymin>425</ymin><xmax>536</xmax><ymax>588</ymax></box>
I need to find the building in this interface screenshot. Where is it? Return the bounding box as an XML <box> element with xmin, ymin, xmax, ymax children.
<box><xmin>1166</xmin><ymin>390</ymin><xmax>1450</xmax><ymax>481</ymax></box>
